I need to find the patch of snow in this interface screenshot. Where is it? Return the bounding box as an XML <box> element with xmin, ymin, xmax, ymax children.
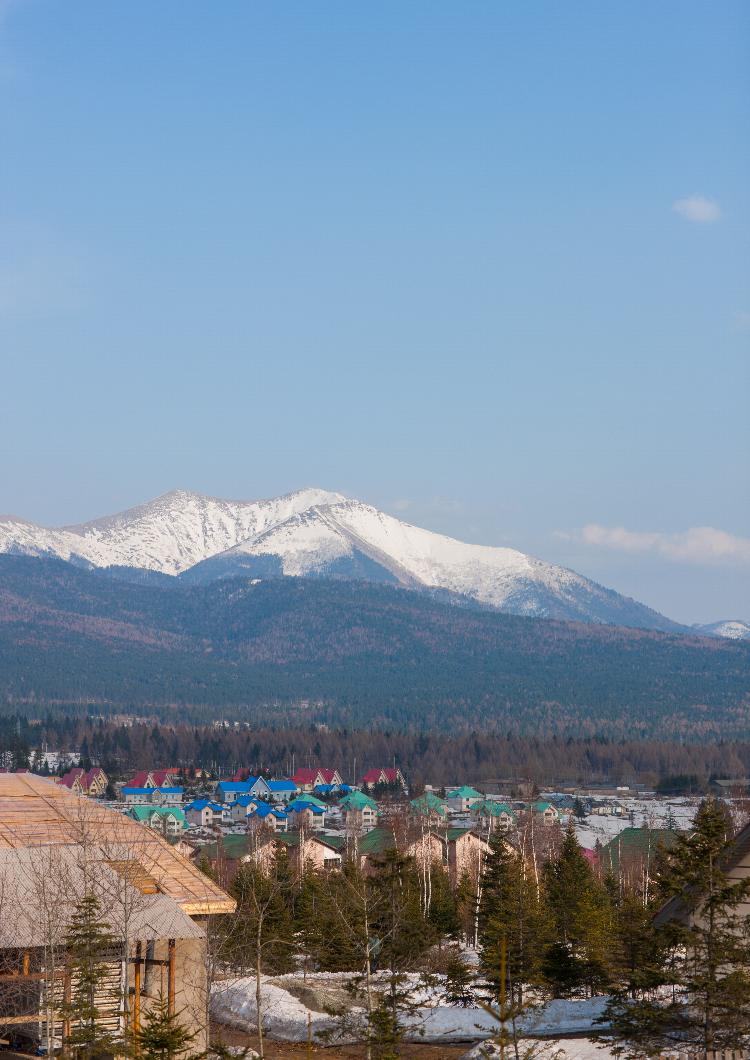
<box><xmin>211</xmin><ymin>975</ymin><xmax>608</xmax><ymax>1045</ymax></box>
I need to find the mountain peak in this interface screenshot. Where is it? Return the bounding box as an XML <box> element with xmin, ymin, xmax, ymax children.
<box><xmin>0</xmin><ymin>487</ymin><xmax>684</xmax><ymax>630</ymax></box>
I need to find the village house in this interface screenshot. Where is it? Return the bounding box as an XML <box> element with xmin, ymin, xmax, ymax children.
<box><xmin>410</xmin><ymin>790</ymin><xmax>449</xmax><ymax>822</ymax></box>
<box><xmin>228</xmin><ymin>793</ymin><xmax>258</xmax><ymax>823</ymax></box>
<box><xmin>441</xmin><ymin>827</ymin><xmax>491</xmax><ymax>884</ymax></box>
<box><xmin>56</xmin><ymin>767</ymin><xmax>108</xmax><ymax>797</ymax></box>
<box><xmin>340</xmin><ymin>790</ymin><xmax>378</xmax><ymax>834</ymax></box>
<box><xmin>361</xmin><ymin>767</ymin><xmax>406</xmax><ymax>790</ymax></box>
<box><xmin>267</xmin><ymin>779</ymin><xmax>299</xmax><ymax>803</ymax></box>
<box><xmin>247</xmin><ymin>803</ymin><xmax>288</xmax><ymax>833</ymax></box>
<box><xmin>531</xmin><ymin>800</ymin><xmax>560</xmax><ymax>825</ymax></box>
<box><xmin>216</xmin><ymin>776</ymin><xmax>272</xmax><ymax>804</ymax></box>
<box><xmin>278</xmin><ymin>832</ymin><xmax>344</xmax><ymax>872</ymax></box>
<box><xmin>286</xmin><ymin>798</ymin><xmax>326</xmax><ymax>832</ymax></box>
<box><xmin>473</xmin><ymin>799</ymin><xmax>516</xmax><ymax>832</ymax></box>
<box><xmin>0</xmin><ymin>773</ymin><xmax>234</xmax><ymax>1053</ymax></box>
<box><xmin>202</xmin><ymin>830</ymin><xmax>343</xmax><ymax>882</ymax></box>
<box><xmin>184</xmin><ymin>798</ymin><xmax>226</xmax><ymax>828</ymax></box>
<box><xmin>445</xmin><ymin>785</ymin><xmax>484</xmax><ymax>813</ymax></box>
<box><xmin>122</xmin><ymin>785</ymin><xmax>184</xmax><ymax>807</ymax></box>
<box><xmin>126</xmin><ymin>768</ymin><xmax>181</xmax><ymax>789</ymax></box>
<box><xmin>292</xmin><ymin>767</ymin><xmax>343</xmax><ymax>792</ymax></box>
<box><xmin>600</xmin><ymin>827</ymin><xmax>680</xmax><ymax>891</ymax></box>
<box><xmin>127</xmin><ymin>805</ymin><xmax>187</xmax><ymax>836</ymax></box>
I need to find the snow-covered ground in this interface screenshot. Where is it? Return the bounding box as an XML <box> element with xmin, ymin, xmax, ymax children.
<box><xmin>462</xmin><ymin>1037</ymin><xmax>617</xmax><ymax>1060</ymax></box>
<box><xmin>211</xmin><ymin>973</ymin><xmax>608</xmax><ymax>1045</ymax></box>
<box><xmin>572</xmin><ymin>797</ymin><xmax>699</xmax><ymax>850</ymax></box>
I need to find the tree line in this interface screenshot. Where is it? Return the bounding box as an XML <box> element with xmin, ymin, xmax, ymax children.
<box><xmin>3</xmin><ymin>713</ymin><xmax>750</xmax><ymax>789</ymax></box>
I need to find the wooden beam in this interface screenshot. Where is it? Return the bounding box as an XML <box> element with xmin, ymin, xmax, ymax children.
<box><xmin>133</xmin><ymin>942</ymin><xmax>141</xmax><ymax>1032</ymax></box>
<box><xmin>167</xmin><ymin>939</ymin><xmax>175</xmax><ymax>1016</ymax></box>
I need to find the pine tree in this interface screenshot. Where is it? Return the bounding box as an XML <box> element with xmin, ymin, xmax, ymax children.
<box><xmin>541</xmin><ymin>823</ymin><xmax>613</xmax><ymax>996</ymax></box>
<box><xmin>127</xmin><ymin>993</ymin><xmax>197</xmax><ymax>1060</ymax></box>
<box><xmin>60</xmin><ymin>892</ymin><xmax>121</xmax><ymax>1060</ymax></box>
<box><xmin>606</xmin><ymin>798</ymin><xmax>750</xmax><ymax>1055</ymax></box>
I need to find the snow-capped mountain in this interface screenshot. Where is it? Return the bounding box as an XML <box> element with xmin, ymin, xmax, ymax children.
<box><xmin>182</xmin><ymin>498</ymin><xmax>683</xmax><ymax>628</ymax></box>
<box><xmin>0</xmin><ymin>488</ymin><xmax>345</xmax><ymax>575</ymax></box>
<box><xmin>694</xmin><ymin>620</ymin><xmax>750</xmax><ymax>641</ymax></box>
<box><xmin>0</xmin><ymin>488</ymin><xmax>685</xmax><ymax>629</ymax></box>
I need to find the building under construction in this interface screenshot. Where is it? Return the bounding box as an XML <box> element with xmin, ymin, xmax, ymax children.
<box><xmin>0</xmin><ymin>773</ymin><xmax>235</xmax><ymax>1054</ymax></box>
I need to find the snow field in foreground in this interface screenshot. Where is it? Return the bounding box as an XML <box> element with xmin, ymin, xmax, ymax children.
<box><xmin>211</xmin><ymin>974</ymin><xmax>608</xmax><ymax>1045</ymax></box>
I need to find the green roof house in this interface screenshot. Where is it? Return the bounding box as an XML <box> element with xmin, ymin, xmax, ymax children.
<box><xmin>531</xmin><ymin>801</ymin><xmax>560</xmax><ymax>825</ymax></box>
<box><xmin>410</xmin><ymin>791</ymin><xmax>448</xmax><ymax>819</ymax></box>
<box><xmin>128</xmin><ymin>805</ymin><xmax>186</xmax><ymax>836</ymax></box>
<box><xmin>445</xmin><ymin>786</ymin><xmax>484</xmax><ymax>812</ymax></box>
<box><xmin>473</xmin><ymin>799</ymin><xmax>516</xmax><ymax>831</ymax></box>
<box><xmin>340</xmin><ymin>790</ymin><xmax>379</xmax><ymax>833</ymax></box>
<box><xmin>600</xmin><ymin>827</ymin><xmax>680</xmax><ymax>879</ymax></box>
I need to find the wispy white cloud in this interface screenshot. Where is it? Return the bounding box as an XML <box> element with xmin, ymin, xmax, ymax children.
<box><xmin>673</xmin><ymin>195</ymin><xmax>721</xmax><ymax>223</ymax></box>
<box><xmin>561</xmin><ymin>524</ymin><xmax>750</xmax><ymax>566</ymax></box>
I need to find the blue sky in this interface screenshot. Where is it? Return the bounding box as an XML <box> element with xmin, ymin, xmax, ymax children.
<box><xmin>1</xmin><ymin>1</ymin><xmax>748</xmax><ymax>623</ymax></box>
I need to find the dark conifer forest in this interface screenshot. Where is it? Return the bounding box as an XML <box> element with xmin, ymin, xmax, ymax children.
<box><xmin>0</xmin><ymin>556</ymin><xmax>748</xmax><ymax>740</ymax></box>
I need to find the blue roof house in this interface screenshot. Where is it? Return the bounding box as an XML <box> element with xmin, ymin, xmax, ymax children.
<box><xmin>267</xmin><ymin>780</ymin><xmax>299</xmax><ymax>803</ymax></box>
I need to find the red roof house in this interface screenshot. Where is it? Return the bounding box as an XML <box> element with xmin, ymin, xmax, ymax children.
<box><xmin>362</xmin><ymin>767</ymin><xmax>405</xmax><ymax>790</ymax></box>
<box><xmin>127</xmin><ymin>768</ymin><xmax>180</xmax><ymax>789</ymax></box>
<box><xmin>291</xmin><ymin>767</ymin><xmax>343</xmax><ymax>791</ymax></box>
<box><xmin>57</xmin><ymin>767</ymin><xmax>108</xmax><ymax>797</ymax></box>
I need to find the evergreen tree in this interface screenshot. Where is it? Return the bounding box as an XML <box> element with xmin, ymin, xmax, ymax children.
<box><xmin>606</xmin><ymin>798</ymin><xmax>750</xmax><ymax>1055</ymax></box>
<box><xmin>478</xmin><ymin>833</ymin><xmax>547</xmax><ymax>1005</ymax></box>
<box><xmin>60</xmin><ymin>892</ymin><xmax>121</xmax><ymax>1060</ymax></box>
<box><xmin>443</xmin><ymin>949</ymin><xmax>475</xmax><ymax>1007</ymax></box>
<box><xmin>126</xmin><ymin>993</ymin><xmax>197</xmax><ymax>1060</ymax></box>
<box><xmin>426</xmin><ymin>865</ymin><xmax>460</xmax><ymax>943</ymax></box>
<box><xmin>368</xmin><ymin>849</ymin><xmax>438</xmax><ymax>1049</ymax></box>
<box><xmin>541</xmin><ymin>823</ymin><xmax>613</xmax><ymax>996</ymax></box>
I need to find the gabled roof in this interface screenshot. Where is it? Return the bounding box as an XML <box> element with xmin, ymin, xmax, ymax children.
<box><xmin>287</xmin><ymin>799</ymin><xmax>325</xmax><ymax>815</ymax></box>
<box><xmin>129</xmin><ymin>806</ymin><xmax>187</xmax><ymax>825</ymax></box>
<box><xmin>292</xmin><ymin>767</ymin><xmax>340</xmax><ymax>785</ymax></box>
<box><xmin>446</xmin><ymin>786</ymin><xmax>483</xmax><ymax>799</ymax></box>
<box><xmin>217</xmin><ymin>780</ymin><xmax>252</xmax><ymax>793</ymax></box>
<box><xmin>357</xmin><ymin>826</ymin><xmax>398</xmax><ymax>855</ymax></box>
<box><xmin>410</xmin><ymin>792</ymin><xmax>448</xmax><ymax>816</ymax></box>
<box><xmin>152</xmin><ymin>787</ymin><xmax>183</xmax><ymax>795</ymax></box>
<box><xmin>289</xmin><ymin>793</ymin><xmax>327</xmax><ymax>809</ymax></box>
<box><xmin>268</xmin><ymin>779</ymin><xmax>298</xmax><ymax>791</ymax></box>
<box><xmin>278</xmin><ymin>832</ymin><xmax>342</xmax><ymax>853</ymax></box>
<box><xmin>252</xmin><ymin>803</ymin><xmax>287</xmax><ymax>819</ymax></box>
<box><xmin>122</xmin><ymin>787</ymin><xmax>155</xmax><ymax>795</ymax></box>
<box><xmin>475</xmin><ymin>799</ymin><xmax>516</xmax><ymax>818</ymax></box>
<box><xmin>445</xmin><ymin>826</ymin><xmax>481</xmax><ymax>842</ymax></box>
<box><xmin>600</xmin><ymin>827</ymin><xmax>681</xmax><ymax>875</ymax></box>
<box><xmin>185</xmin><ymin>799</ymin><xmax>224</xmax><ymax>812</ymax></box>
<box><xmin>233</xmin><ymin>794</ymin><xmax>257</xmax><ymax>807</ymax></box>
<box><xmin>340</xmin><ymin>790</ymin><xmax>378</xmax><ymax>811</ymax></box>
<box><xmin>362</xmin><ymin>767</ymin><xmax>402</xmax><ymax>784</ymax></box>
<box><xmin>532</xmin><ymin>801</ymin><xmax>557</xmax><ymax>813</ymax></box>
<box><xmin>128</xmin><ymin>769</ymin><xmax>178</xmax><ymax>789</ymax></box>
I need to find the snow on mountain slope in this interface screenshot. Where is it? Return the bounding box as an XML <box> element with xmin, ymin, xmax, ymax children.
<box><xmin>184</xmin><ymin>500</ymin><xmax>684</xmax><ymax>629</ymax></box>
<box><xmin>0</xmin><ymin>489</ymin><xmax>345</xmax><ymax>575</ymax></box>
<box><xmin>695</xmin><ymin>620</ymin><xmax>750</xmax><ymax>641</ymax></box>
<box><xmin>0</xmin><ymin>489</ymin><xmax>687</xmax><ymax>628</ymax></box>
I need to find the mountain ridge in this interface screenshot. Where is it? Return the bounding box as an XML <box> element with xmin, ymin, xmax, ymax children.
<box><xmin>0</xmin><ymin>487</ymin><xmax>686</xmax><ymax>631</ymax></box>
<box><xmin>0</xmin><ymin>554</ymin><xmax>747</xmax><ymax>737</ymax></box>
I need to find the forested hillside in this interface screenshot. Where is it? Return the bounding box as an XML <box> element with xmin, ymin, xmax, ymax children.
<box><xmin>0</xmin><ymin>556</ymin><xmax>748</xmax><ymax>738</ymax></box>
